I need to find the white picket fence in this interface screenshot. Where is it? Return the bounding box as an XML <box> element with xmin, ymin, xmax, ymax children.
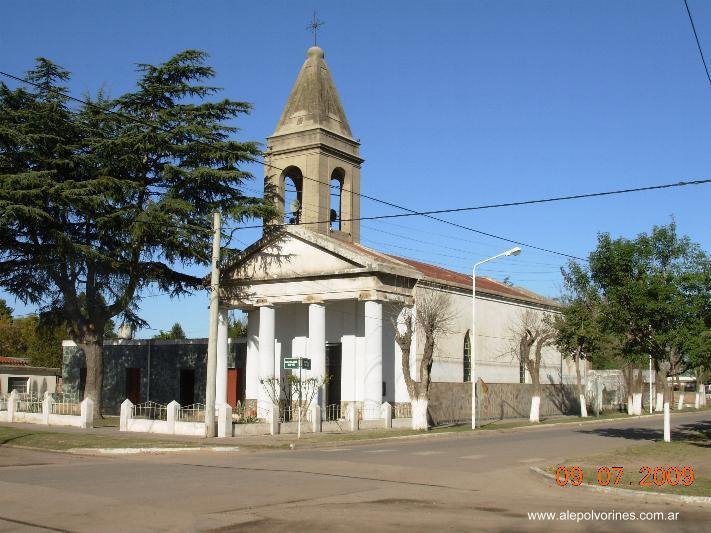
<box><xmin>0</xmin><ymin>390</ymin><xmax>93</xmax><ymax>428</ymax></box>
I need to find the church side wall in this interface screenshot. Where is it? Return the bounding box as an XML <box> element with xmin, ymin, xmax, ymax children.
<box><xmin>425</xmin><ymin>288</ymin><xmax>575</xmax><ymax>386</ymax></box>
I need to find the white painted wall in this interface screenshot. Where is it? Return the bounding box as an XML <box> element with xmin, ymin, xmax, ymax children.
<box><xmin>243</xmin><ymin>284</ymin><xmax>573</xmax><ymax>408</ymax></box>
<box><xmin>0</xmin><ymin>372</ymin><xmax>58</xmax><ymax>395</ymax></box>
<box><xmin>421</xmin><ymin>289</ymin><xmax>574</xmax><ymax>386</ymax></box>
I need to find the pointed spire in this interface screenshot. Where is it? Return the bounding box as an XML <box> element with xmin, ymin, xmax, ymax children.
<box><xmin>272</xmin><ymin>47</ymin><xmax>353</xmax><ymax>139</ymax></box>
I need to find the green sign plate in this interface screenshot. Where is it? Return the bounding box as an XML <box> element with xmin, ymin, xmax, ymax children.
<box><xmin>283</xmin><ymin>357</ymin><xmax>312</xmax><ymax>370</ymax></box>
<box><xmin>283</xmin><ymin>358</ymin><xmax>299</xmax><ymax>369</ymax></box>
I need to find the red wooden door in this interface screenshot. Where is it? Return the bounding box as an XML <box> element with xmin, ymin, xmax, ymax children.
<box><xmin>227</xmin><ymin>369</ymin><xmax>238</xmax><ymax>407</ymax></box>
<box><xmin>125</xmin><ymin>368</ymin><xmax>141</xmax><ymax>404</ymax></box>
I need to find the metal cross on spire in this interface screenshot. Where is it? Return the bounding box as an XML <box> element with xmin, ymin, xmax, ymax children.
<box><xmin>306</xmin><ymin>11</ymin><xmax>325</xmax><ymax>46</ymax></box>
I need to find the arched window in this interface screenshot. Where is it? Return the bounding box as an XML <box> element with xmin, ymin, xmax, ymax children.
<box><xmin>463</xmin><ymin>331</ymin><xmax>471</xmax><ymax>382</ymax></box>
<box><xmin>282</xmin><ymin>166</ymin><xmax>303</xmax><ymax>225</ymax></box>
<box><xmin>329</xmin><ymin>168</ymin><xmax>345</xmax><ymax>231</ymax></box>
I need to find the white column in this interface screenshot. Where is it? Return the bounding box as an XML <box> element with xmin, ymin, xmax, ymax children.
<box><xmin>308</xmin><ymin>302</ymin><xmax>326</xmax><ymax>407</ymax></box>
<box><xmin>216</xmin><ymin>308</ymin><xmax>229</xmax><ymax>406</ymax></box>
<box><xmin>245</xmin><ymin>309</ymin><xmax>260</xmax><ymax>401</ymax></box>
<box><xmin>257</xmin><ymin>305</ymin><xmax>275</xmax><ymax>417</ymax></box>
<box><xmin>364</xmin><ymin>300</ymin><xmax>383</xmax><ymax>417</ymax></box>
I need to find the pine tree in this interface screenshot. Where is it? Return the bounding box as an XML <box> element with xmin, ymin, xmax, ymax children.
<box><xmin>0</xmin><ymin>51</ymin><xmax>273</xmax><ymax>414</ymax></box>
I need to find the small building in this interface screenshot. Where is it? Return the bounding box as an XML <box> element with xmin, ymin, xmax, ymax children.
<box><xmin>62</xmin><ymin>338</ymin><xmax>245</xmax><ymax>414</ymax></box>
<box><xmin>0</xmin><ymin>356</ymin><xmax>59</xmax><ymax>396</ymax></box>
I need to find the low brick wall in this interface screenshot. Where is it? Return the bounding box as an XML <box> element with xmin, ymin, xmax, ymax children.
<box><xmin>428</xmin><ymin>382</ymin><xmax>582</xmax><ymax>424</ymax></box>
<box><xmin>428</xmin><ymin>382</ymin><xmax>471</xmax><ymax>425</ymax></box>
<box><xmin>478</xmin><ymin>383</ymin><xmax>580</xmax><ymax>421</ymax></box>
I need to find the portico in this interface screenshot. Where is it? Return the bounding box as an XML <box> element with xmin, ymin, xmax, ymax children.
<box><xmin>215</xmin><ymin>226</ymin><xmax>418</xmax><ymax>419</ymax></box>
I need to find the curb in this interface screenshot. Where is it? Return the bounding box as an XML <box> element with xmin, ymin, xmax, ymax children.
<box><xmin>66</xmin><ymin>446</ymin><xmax>241</xmax><ymax>455</ymax></box>
<box><xmin>2</xmin><ymin>410</ymin><xmax>708</xmax><ymax>454</ymax></box>
<box><xmin>529</xmin><ymin>466</ymin><xmax>711</xmax><ymax>505</ymax></box>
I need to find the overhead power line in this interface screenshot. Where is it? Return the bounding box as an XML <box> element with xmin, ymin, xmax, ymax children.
<box><xmin>0</xmin><ymin>69</ymin><xmax>586</xmax><ymax>261</ymax></box>
<box><xmin>683</xmin><ymin>0</ymin><xmax>711</xmax><ymax>87</ymax></box>
<box><xmin>237</xmin><ymin>178</ymin><xmax>710</xmax><ymax>238</ymax></box>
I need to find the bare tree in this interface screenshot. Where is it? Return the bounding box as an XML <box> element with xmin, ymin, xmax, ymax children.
<box><xmin>511</xmin><ymin>309</ymin><xmax>556</xmax><ymax>423</ymax></box>
<box><xmin>394</xmin><ymin>287</ymin><xmax>456</xmax><ymax>430</ymax></box>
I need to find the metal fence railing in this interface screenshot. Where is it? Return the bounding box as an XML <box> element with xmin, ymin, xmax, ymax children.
<box><xmin>279</xmin><ymin>406</ymin><xmax>293</xmax><ymax>423</ymax></box>
<box><xmin>358</xmin><ymin>405</ymin><xmax>381</xmax><ymax>421</ymax></box>
<box><xmin>50</xmin><ymin>393</ymin><xmax>81</xmax><ymax>416</ymax></box>
<box><xmin>132</xmin><ymin>401</ymin><xmax>167</xmax><ymax>421</ymax></box>
<box><xmin>178</xmin><ymin>403</ymin><xmax>205</xmax><ymax>423</ymax></box>
<box><xmin>323</xmin><ymin>403</ymin><xmax>341</xmax><ymax>421</ymax></box>
<box><xmin>232</xmin><ymin>401</ymin><xmax>259</xmax><ymax>424</ymax></box>
<box><xmin>15</xmin><ymin>393</ymin><xmax>42</xmax><ymax>413</ymax></box>
<box><xmin>393</xmin><ymin>403</ymin><xmax>412</xmax><ymax>419</ymax></box>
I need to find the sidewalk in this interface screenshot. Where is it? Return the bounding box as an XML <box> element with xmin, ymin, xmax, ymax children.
<box><xmin>3</xmin><ymin>407</ymin><xmax>709</xmax><ymax>452</ymax></box>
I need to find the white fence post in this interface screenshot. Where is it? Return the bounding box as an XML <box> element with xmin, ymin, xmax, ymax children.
<box><xmin>80</xmin><ymin>398</ymin><xmax>94</xmax><ymax>429</ymax></box>
<box><xmin>120</xmin><ymin>399</ymin><xmax>133</xmax><ymax>431</ymax></box>
<box><xmin>347</xmin><ymin>403</ymin><xmax>358</xmax><ymax>432</ymax></box>
<box><xmin>269</xmin><ymin>404</ymin><xmax>279</xmax><ymax>435</ymax></box>
<box><xmin>217</xmin><ymin>403</ymin><xmax>233</xmax><ymax>438</ymax></box>
<box><xmin>42</xmin><ymin>393</ymin><xmax>52</xmax><ymax>425</ymax></box>
<box><xmin>381</xmin><ymin>402</ymin><xmax>392</xmax><ymax>429</ymax></box>
<box><xmin>311</xmin><ymin>404</ymin><xmax>322</xmax><ymax>433</ymax></box>
<box><xmin>167</xmin><ymin>400</ymin><xmax>179</xmax><ymax>435</ymax></box>
<box><xmin>8</xmin><ymin>390</ymin><xmax>17</xmax><ymax>422</ymax></box>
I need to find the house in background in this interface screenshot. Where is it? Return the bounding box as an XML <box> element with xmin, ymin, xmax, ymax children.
<box><xmin>0</xmin><ymin>356</ymin><xmax>59</xmax><ymax>396</ymax></box>
<box><xmin>62</xmin><ymin>338</ymin><xmax>246</xmax><ymax>414</ymax></box>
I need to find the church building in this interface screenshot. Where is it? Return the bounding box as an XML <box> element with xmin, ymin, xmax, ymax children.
<box><xmin>213</xmin><ymin>46</ymin><xmax>577</xmax><ymax>421</ymax></box>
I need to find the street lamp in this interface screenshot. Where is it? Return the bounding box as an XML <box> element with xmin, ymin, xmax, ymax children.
<box><xmin>471</xmin><ymin>246</ymin><xmax>522</xmax><ymax>429</ymax></box>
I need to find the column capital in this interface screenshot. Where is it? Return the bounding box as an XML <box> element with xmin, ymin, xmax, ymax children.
<box><xmin>304</xmin><ymin>296</ymin><xmax>324</xmax><ymax>305</ymax></box>
<box><xmin>254</xmin><ymin>298</ymin><xmax>272</xmax><ymax>307</ymax></box>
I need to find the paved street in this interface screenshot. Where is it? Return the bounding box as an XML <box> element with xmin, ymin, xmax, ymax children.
<box><xmin>1</xmin><ymin>411</ymin><xmax>709</xmax><ymax>532</ymax></box>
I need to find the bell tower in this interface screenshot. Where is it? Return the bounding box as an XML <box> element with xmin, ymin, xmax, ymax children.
<box><xmin>265</xmin><ymin>46</ymin><xmax>363</xmax><ymax>242</ymax></box>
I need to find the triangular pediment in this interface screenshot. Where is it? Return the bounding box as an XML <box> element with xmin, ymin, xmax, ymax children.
<box><xmin>225</xmin><ymin>231</ymin><xmax>365</xmax><ymax>283</ymax></box>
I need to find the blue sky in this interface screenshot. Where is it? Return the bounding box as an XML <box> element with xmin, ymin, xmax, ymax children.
<box><xmin>2</xmin><ymin>0</ymin><xmax>710</xmax><ymax>337</ymax></box>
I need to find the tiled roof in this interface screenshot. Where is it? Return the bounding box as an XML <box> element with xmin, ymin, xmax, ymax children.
<box><xmin>387</xmin><ymin>255</ymin><xmax>544</xmax><ymax>301</ymax></box>
<box><xmin>0</xmin><ymin>356</ymin><xmax>29</xmax><ymax>366</ymax></box>
<box><xmin>333</xmin><ymin>233</ymin><xmax>553</xmax><ymax>305</ymax></box>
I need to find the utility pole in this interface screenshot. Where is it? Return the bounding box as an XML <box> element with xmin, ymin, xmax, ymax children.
<box><xmin>205</xmin><ymin>212</ymin><xmax>221</xmax><ymax>437</ymax></box>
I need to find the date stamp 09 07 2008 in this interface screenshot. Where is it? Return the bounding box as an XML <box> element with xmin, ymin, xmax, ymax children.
<box><xmin>555</xmin><ymin>466</ymin><xmax>695</xmax><ymax>488</ymax></box>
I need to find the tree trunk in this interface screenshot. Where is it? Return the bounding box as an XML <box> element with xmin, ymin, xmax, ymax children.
<box><xmin>411</xmin><ymin>397</ymin><xmax>428</xmax><ymax>430</ymax></box>
<box><xmin>529</xmin><ymin>395</ymin><xmax>541</xmax><ymax>423</ymax></box>
<box><xmin>627</xmin><ymin>394</ymin><xmax>634</xmax><ymax>415</ymax></box>
<box><xmin>574</xmin><ymin>348</ymin><xmax>587</xmax><ymax>417</ymax></box>
<box><xmin>78</xmin><ymin>332</ymin><xmax>103</xmax><ymax>418</ymax></box>
<box><xmin>677</xmin><ymin>392</ymin><xmax>685</xmax><ymax>410</ymax></box>
<box><xmin>654</xmin><ymin>369</ymin><xmax>664</xmax><ymax>412</ymax></box>
<box><xmin>632</xmin><ymin>392</ymin><xmax>642</xmax><ymax>415</ymax></box>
